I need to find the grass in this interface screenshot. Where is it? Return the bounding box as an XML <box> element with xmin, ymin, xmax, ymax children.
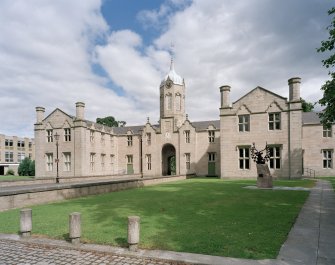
<box><xmin>0</xmin><ymin>175</ymin><xmax>34</xmax><ymax>181</ymax></box>
<box><xmin>0</xmin><ymin>178</ymin><xmax>314</xmax><ymax>259</ymax></box>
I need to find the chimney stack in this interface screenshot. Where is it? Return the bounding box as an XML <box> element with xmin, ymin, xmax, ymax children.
<box><xmin>288</xmin><ymin>77</ymin><xmax>301</xmax><ymax>102</ymax></box>
<box><xmin>75</xmin><ymin>102</ymin><xmax>85</xmax><ymax>120</ymax></box>
<box><xmin>35</xmin><ymin>107</ymin><xmax>45</xmax><ymax>124</ymax></box>
<box><xmin>220</xmin><ymin>85</ymin><xmax>231</xmax><ymax>108</ymax></box>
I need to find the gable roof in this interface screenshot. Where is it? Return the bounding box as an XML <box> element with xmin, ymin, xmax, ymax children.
<box><xmin>233</xmin><ymin>86</ymin><xmax>287</xmax><ymax>104</ymax></box>
<box><xmin>43</xmin><ymin>108</ymin><xmax>74</xmax><ymax>122</ymax></box>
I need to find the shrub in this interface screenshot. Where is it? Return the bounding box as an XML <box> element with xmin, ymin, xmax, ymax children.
<box><xmin>5</xmin><ymin>169</ymin><xmax>15</xmax><ymax>176</ymax></box>
<box><xmin>18</xmin><ymin>158</ymin><xmax>35</xmax><ymax>176</ymax></box>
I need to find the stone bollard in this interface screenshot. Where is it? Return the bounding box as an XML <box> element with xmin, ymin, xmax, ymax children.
<box><xmin>69</xmin><ymin>212</ymin><xmax>81</xmax><ymax>244</ymax></box>
<box><xmin>20</xmin><ymin>208</ymin><xmax>32</xmax><ymax>237</ymax></box>
<box><xmin>128</xmin><ymin>216</ymin><xmax>140</xmax><ymax>251</ymax></box>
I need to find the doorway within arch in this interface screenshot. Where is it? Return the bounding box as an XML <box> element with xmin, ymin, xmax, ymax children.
<box><xmin>162</xmin><ymin>144</ymin><xmax>176</xmax><ymax>176</ymax></box>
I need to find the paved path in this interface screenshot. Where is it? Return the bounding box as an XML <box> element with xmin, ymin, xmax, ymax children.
<box><xmin>0</xmin><ymin>179</ymin><xmax>334</xmax><ymax>265</ymax></box>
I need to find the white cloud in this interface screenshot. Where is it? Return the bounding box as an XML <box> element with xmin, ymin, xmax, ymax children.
<box><xmin>0</xmin><ymin>0</ymin><xmax>332</xmax><ymax>138</ymax></box>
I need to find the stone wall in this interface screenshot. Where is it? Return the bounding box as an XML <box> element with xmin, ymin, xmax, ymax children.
<box><xmin>0</xmin><ymin>175</ymin><xmax>187</xmax><ymax>212</ymax></box>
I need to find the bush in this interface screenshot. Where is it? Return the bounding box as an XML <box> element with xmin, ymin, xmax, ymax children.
<box><xmin>5</xmin><ymin>169</ymin><xmax>15</xmax><ymax>176</ymax></box>
<box><xmin>18</xmin><ymin>158</ymin><xmax>35</xmax><ymax>176</ymax></box>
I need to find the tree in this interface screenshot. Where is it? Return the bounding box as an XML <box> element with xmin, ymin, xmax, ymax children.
<box><xmin>301</xmin><ymin>98</ymin><xmax>314</xmax><ymax>112</ymax></box>
<box><xmin>18</xmin><ymin>157</ymin><xmax>35</xmax><ymax>176</ymax></box>
<box><xmin>317</xmin><ymin>7</ymin><xmax>335</xmax><ymax>126</ymax></box>
<box><xmin>96</xmin><ymin>116</ymin><xmax>126</xmax><ymax>127</ymax></box>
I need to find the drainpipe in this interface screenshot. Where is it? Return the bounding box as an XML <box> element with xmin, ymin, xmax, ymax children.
<box><xmin>139</xmin><ymin>134</ymin><xmax>143</xmax><ymax>178</ymax></box>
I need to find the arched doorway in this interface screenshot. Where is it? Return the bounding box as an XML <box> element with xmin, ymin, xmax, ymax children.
<box><xmin>162</xmin><ymin>144</ymin><xmax>176</xmax><ymax>176</ymax></box>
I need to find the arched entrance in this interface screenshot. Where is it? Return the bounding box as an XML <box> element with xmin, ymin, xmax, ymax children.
<box><xmin>162</xmin><ymin>144</ymin><xmax>176</xmax><ymax>176</ymax></box>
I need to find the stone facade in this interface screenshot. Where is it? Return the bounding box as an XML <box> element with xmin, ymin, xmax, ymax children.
<box><xmin>0</xmin><ymin>134</ymin><xmax>35</xmax><ymax>175</ymax></box>
<box><xmin>34</xmin><ymin>63</ymin><xmax>334</xmax><ymax>180</ymax></box>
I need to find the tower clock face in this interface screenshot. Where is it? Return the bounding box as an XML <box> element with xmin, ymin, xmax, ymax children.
<box><xmin>166</xmin><ymin>80</ymin><xmax>172</xmax><ymax>88</ymax></box>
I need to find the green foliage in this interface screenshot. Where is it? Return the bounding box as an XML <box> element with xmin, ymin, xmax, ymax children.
<box><xmin>5</xmin><ymin>169</ymin><xmax>15</xmax><ymax>176</ymax></box>
<box><xmin>18</xmin><ymin>157</ymin><xmax>35</xmax><ymax>176</ymax></box>
<box><xmin>0</xmin><ymin>179</ymin><xmax>313</xmax><ymax>259</ymax></box>
<box><xmin>317</xmin><ymin>7</ymin><xmax>335</xmax><ymax>126</ymax></box>
<box><xmin>300</xmin><ymin>98</ymin><xmax>314</xmax><ymax>112</ymax></box>
<box><xmin>96</xmin><ymin>116</ymin><xmax>126</xmax><ymax>127</ymax></box>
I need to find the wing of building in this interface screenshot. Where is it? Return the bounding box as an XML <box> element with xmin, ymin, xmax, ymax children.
<box><xmin>34</xmin><ymin>62</ymin><xmax>335</xmax><ymax>181</ymax></box>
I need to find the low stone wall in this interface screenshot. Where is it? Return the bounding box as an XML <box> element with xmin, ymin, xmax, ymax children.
<box><xmin>0</xmin><ymin>175</ymin><xmax>187</xmax><ymax>212</ymax></box>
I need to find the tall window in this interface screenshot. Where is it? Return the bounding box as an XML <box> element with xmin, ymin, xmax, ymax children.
<box><xmin>208</xmin><ymin>130</ymin><xmax>215</xmax><ymax>143</ymax></box>
<box><xmin>46</xmin><ymin>153</ymin><xmax>53</xmax><ymax>171</ymax></box>
<box><xmin>90</xmin><ymin>130</ymin><xmax>94</xmax><ymax>143</ymax></box>
<box><xmin>185</xmin><ymin>130</ymin><xmax>190</xmax><ymax>143</ymax></box>
<box><xmin>238</xmin><ymin>115</ymin><xmax>250</xmax><ymax>132</ymax></box>
<box><xmin>239</xmin><ymin>147</ymin><xmax>250</xmax><ymax>169</ymax></box>
<box><xmin>18</xmin><ymin>152</ymin><xmax>25</xmax><ymax>162</ymax></box>
<box><xmin>64</xmin><ymin>128</ymin><xmax>71</xmax><ymax>141</ymax></box>
<box><xmin>185</xmin><ymin>153</ymin><xmax>191</xmax><ymax>169</ymax></box>
<box><xmin>5</xmin><ymin>139</ymin><xmax>13</xmax><ymax>148</ymax></box>
<box><xmin>127</xmin><ymin>135</ymin><xmax>133</xmax><ymax>146</ymax></box>
<box><xmin>146</xmin><ymin>133</ymin><xmax>151</xmax><ymax>145</ymax></box>
<box><xmin>5</xmin><ymin>152</ymin><xmax>14</xmax><ymax>162</ymax></box>
<box><xmin>90</xmin><ymin>153</ymin><xmax>95</xmax><ymax>171</ymax></box>
<box><xmin>101</xmin><ymin>154</ymin><xmax>105</xmax><ymax>170</ymax></box>
<box><xmin>63</xmin><ymin>152</ymin><xmax>71</xmax><ymax>171</ymax></box>
<box><xmin>208</xmin><ymin>152</ymin><xmax>216</xmax><ymax>162</ymax></box>
<box><xmin>269</xmin><ymin>146</ymin><xmax>281</xmax><ymax>169</ymax></box>
<box><xmin>29</xmin><ymin>142</ymin><xmax>32</xmax><ymax>149</ymax></box>
<box><xmin>101</xmin><ymin>133</ymin><xmax>105</xmax><ymax>145</ymax></box>
<box><xmin>166</xmin><ymin>94</ymin><xmax>172</xmax><ymax>110</ymax></box>
<box><xmin>127</xmin><ymin>155</ymin><xmax>133</xmax><ymax>164</ymax></box>
<box><xmin>146</xmin><ymin>154</ymin><xmax>152</xmax><ymax>170</ymax></box>
<box><xmin>323</xmin><ymin>125</ymin><xmax>332</xmax><ymax>138</ymax></box>
<box><xmin>269</xmin><ymin>113</ymin><xmax>281</xmax><ymax>130</ymax></box>
<box><xmin>46</xmin><ymin>130</ymin><xmax>53</xmax><ymax>142</ymax></box>
<box><xmin>323</xmin><ymin>150</ymin><xmax>333</xmax><ymax>169</ymax></box>
<box><xmin>175</xmin><ymin>94</ymin><xmax>181</xmax><ymax>111</ymax></box>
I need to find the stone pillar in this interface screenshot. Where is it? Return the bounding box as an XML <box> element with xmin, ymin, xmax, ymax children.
<box><xmin>256</xmin><ymin>164</ymin><xmax>273</xmax><ymax>188</ymax></box>
<box><xmin>288</xmin><ymin>77</ymin><xmax>301</xmax><ymax>102</ymax></box>
<box><xmin>75</xmin><ymin>102</ymin><xmax>85</xmax><ymax>120</ymax></box>
<box><xmin>69</xmin><ymin>212</ymin><xmax>81</xmax><ymax>244</ymax></box>
<box><xmin>35</xmin><ymin>107</ymin><xmax>45</xmax><ymax>124</ymax></box>
<box><xmin>20</xmin><ymin>208</ymin><xmax>32</xmax><ymax>237</ymax></box>
<box><xmin>220</xmin><ymin>85</ymin><xmax>231</xmax><ymax>108</ymax></box>
<box><xmin>128</xmin><ymin>216</ymin><xmax>140</xmax><ymax>251</ymax></box>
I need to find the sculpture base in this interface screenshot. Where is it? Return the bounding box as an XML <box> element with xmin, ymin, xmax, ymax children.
<box><xmin>256</xmin><ymin>164</ymin><xmax>273</xmax><ymax>188</ymax></box>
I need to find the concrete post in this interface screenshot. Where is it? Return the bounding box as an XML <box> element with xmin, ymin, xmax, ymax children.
<box><xmin>20</xmin><ymin>208</ymin><xmax>32</xmax><ymax>237</ymax></box>
<box><xmin>128</xmin><ymin>216</ymin><xmax>140</xmax><ymax>251</ymax></box>
<box><xmin>69</xmin><ymin>212</ymin><xmax>81</xmax><ymax>244</ymax></box>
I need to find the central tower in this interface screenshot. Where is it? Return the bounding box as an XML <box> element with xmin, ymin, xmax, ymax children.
<box><xmin>159</xmin><ymin>57</ymin><xmax>186</xmax><ymax>130</ymax></box>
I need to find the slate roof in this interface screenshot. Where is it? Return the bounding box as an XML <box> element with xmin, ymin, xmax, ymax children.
<box><xmin>113</xmin><ymin>125</ymin><xmax>144</xmax><ymax>135</ymax></box>
<box><xmin>302</xmin><ymin>112</ymin><xmax>321</xmax><ymax>125</ymax></box>
<box><xmin>191</xmin><ymin>120</ymin><xmax>220</xmax><ymax>131</ymax></box>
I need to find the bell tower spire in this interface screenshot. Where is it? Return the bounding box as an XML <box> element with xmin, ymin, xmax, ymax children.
<box><xmin>159</xmin><ymin>45</ymin><xmax>186</xmax><ymax>130</ymax></box>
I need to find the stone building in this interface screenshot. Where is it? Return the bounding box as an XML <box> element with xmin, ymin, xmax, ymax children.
<box><xmin>34</xmin><ymin>62</ymin><xmax>334</xmax><ymax>181</ymax></box>
<box><xmin>0</xmin><ymin>134</ymin><xmax>35</xmax><ymax>175</ymax></box>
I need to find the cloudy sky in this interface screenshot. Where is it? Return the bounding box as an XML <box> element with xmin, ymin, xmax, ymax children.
<box><xmin>0</xmin><ymin>0</ymin><xmax>333</xmax><ymax>138</ymax></box>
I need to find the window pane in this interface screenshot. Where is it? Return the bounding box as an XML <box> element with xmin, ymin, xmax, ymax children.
<box><xmin>276</xmin><ymin>159</ymin><xmax>281</xmax><ymax>168</ymax></box>
<box><xmin>239</xmin><ymin>160</ymin><xmax>243</xmax><ymax>169</ymax></box>
<box><xmin>245</xmin><ymin>159</ymin><xmax>249</xmax><ymax>169</ymax></box>
<box><xmin>239</xmin><ymin>149</ymin><xmax>243</xmax><ymax>158</ymax></box>
<box><xmin>239</xmin><ymin>124</ymin><xmax>243</xmax><ymax>132</ymax></box>
<box><xmin>269</xmin><ymin>123</ymin><xmax>274</xmax><ymax>130</ymax></box>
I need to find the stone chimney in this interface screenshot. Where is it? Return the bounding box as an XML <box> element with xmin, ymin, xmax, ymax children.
<box><xmin>35</xmin><ymin>107</ymin><xmax>45</xmax><ymax>124</ymax></box>
<box><xmin>288</xmin><ymin>77</ymin><xmax>301</xmax><ymax>102</ymax></box>
<box><xmin>220</xmin><ymin>85</ymin><xmax>231</xmax><ymax>108</ymax></box>
<box><xmin>75</xmin><ymin>102</ymin><xmax>85</xmax><ymax>120</ymax></box>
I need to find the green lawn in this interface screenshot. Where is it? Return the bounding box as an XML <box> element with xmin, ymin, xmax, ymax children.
<box><xmin>0</xmin><ymin>175</ymin><xmax>34</xmax><ymax>181</ymax></box>
<box><xmin>0</xmin><ymin>178</ymin><xmax>313</xmax><ymax>259</ymax></box>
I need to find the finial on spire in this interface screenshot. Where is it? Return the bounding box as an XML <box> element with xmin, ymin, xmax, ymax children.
<box><xmin>186</xmin><ymin>114</ymin><xmax>189</xmax><ymax>120</ymax></box>
<box><xmin>170</xmin><ymin>42</ymin><xmax>175</xmax><ymax>71</ymax></box>
<box><xmin>147</xmin><ymin>117</ymin><xmax>150</xmax><ymax>123</ymax></box>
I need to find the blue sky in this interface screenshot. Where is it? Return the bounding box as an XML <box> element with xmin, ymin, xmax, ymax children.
<box><xmin>0</xmin><ymin>0</ymin><xmax>333</xmax><ymax>138</ymax></box>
